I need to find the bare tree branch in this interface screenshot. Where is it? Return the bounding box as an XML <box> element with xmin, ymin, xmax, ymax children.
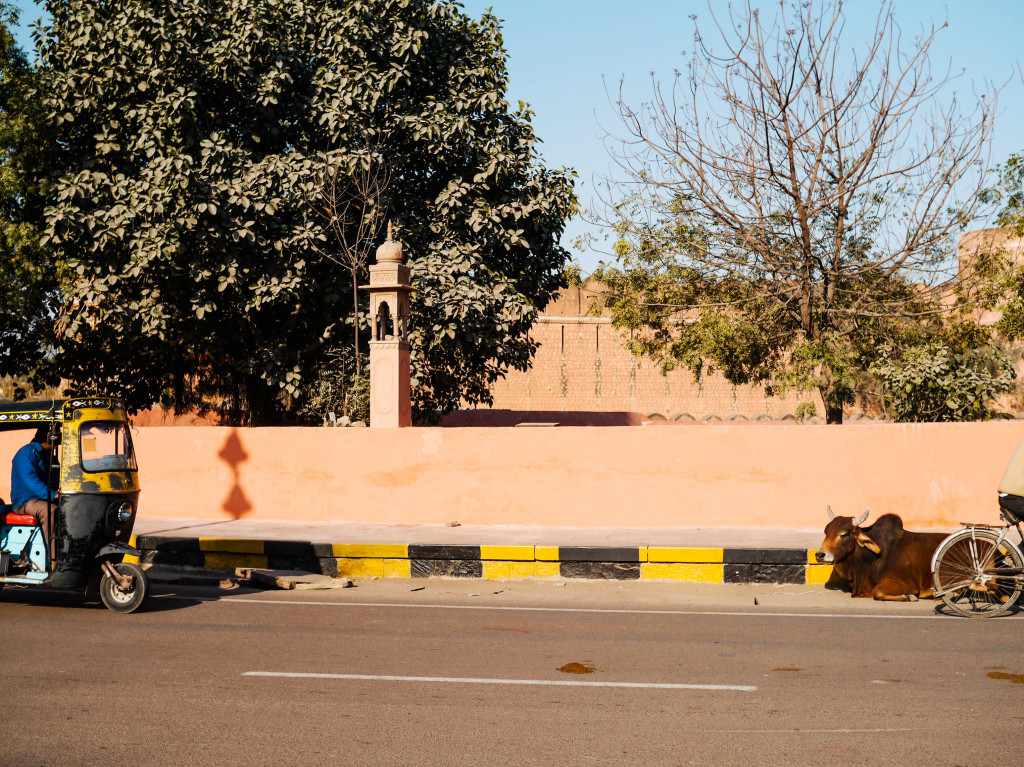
<box><xmin>305</xmin><ymin>148</ymin><xmax>392</xmax><ymax>375</ymax></box>
<box><xmin>593</xmin><ymin>0</ymin><xmax>1001</xmax><ymax>423</ymax></box>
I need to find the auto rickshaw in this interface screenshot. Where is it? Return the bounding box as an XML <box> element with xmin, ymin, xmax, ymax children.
<box><xmin>0</xmin><ymin>397</ymin><xmax>148</xmax><ymax>613</ymax></box>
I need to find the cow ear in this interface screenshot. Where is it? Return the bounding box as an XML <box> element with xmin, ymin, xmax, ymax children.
<box><xmin>855</xmin><ymin>531</ymin><xmax>881</xmax><ymax>554</ymax></box>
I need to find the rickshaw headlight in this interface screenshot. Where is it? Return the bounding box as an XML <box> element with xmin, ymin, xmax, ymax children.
<box><xmin>110</xmin><ymin>500</ymin><xmax>133</xmax><ymax>523</ymax></box>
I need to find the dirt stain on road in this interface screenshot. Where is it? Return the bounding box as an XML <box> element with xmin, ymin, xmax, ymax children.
<box><xmin>558</xmin><ymin>662</ymin><xmax>597</xmax><ymax>674</ymax></box>
<box><xmin>987</xmin><ymin>671</ymin><xmax>1024</xmax><ymax>684</ymax></box>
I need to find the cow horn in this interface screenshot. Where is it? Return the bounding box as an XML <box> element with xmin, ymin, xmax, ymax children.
<box><xmin>826</xmin><ymin>505</ymin><xmax>835</xmax><ymax>520</ymax></box>
<box><xmin>854</xmin><ymin>509</ymin><xmax>869</xmax><ymax>526</ymax></box>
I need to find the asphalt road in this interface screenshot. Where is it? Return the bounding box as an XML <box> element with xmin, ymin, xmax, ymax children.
<box><xmin>1</xmin><ymin>577</ymin><xmax>1022</xmax><ymax>767</ymax></box>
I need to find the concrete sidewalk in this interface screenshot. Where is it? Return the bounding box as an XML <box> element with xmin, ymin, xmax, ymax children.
<box><xmin>130</xmin><ymin>517</ymin><xmax>831</xmax><ymax>586</ymax></box>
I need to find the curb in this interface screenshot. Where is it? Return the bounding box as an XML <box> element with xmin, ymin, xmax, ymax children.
<box><xmin>128</xmin><ymin>535</ymin><xmax>834</xmax><ymax>586</ymax></box>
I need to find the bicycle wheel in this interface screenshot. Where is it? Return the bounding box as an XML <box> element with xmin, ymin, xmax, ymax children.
<box><xmin>933</xmin><ymin>528</ymin><xmax>1024</xmax><ymax>618</ymax></box>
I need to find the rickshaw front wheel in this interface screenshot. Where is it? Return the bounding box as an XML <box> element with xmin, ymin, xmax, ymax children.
<box><xmin>99</xmin><ymin>562</ymin><xmax>148</xmax><ymax>614</ymax></box>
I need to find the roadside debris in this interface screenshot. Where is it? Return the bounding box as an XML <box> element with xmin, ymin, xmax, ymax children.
<box><xmin>143</xmin><ymin>565</ymin><xmax>236</xmax><ymax>589</ymax></box>
<box><xmin>145</xmin><ymin>569</ymin><xmax>239</xmax><ymax>589</ymax></box>
<box><xmin>243</xmin><ymin>569</ymin><xmax>354</xmax><ymax>590</ymax></box>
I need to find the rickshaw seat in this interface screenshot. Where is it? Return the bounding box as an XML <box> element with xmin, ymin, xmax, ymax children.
<box><xmin>3</xmin><ymin>513</ymin><xmax>37</xmax><ymax>526</ymax></box>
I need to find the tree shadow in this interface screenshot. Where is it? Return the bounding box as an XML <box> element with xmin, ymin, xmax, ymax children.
<box><xmin>217</xmin><ymin>428</ymin><xmax>252</xmax><ymax>519</ymax></box>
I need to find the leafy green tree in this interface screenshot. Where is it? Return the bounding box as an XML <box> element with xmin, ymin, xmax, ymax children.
<box><xmin>595</xmin><ymin>0</ymin><xmax>994</xmax><ymax>423</ymax></box>
<box><xmin>40</xmin><ymin>0</ymin><xmax>576</xmax><ymax>423</ymax></box>
<box><xmin>980</xmin><ymin>153</ymin><xmax>1024</xmax><ymax>342</ymax></box>
<box><xmin>877</xmin><ymin>153</ymin><xmax>1024</xmax><ymax>422</ymax></box>
<box><xmin>986</xmin><ymin>153</ymin><xmax>1024</xmax><ymax>236</ymax></box>
<box><xmin>870</xmin><ymin>329</ymin><xmax>1015</xmax><ymax>422</ymax></box>
<box><xmin>0</xmin><ymin>2</ymin><xmax>59</xmax><ymax>394</ymax></box>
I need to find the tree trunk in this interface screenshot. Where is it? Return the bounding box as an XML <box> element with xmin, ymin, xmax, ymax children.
<box><xmin>352</xmin><ymin>269</ymin><xmax>360</xmax><ymax>375</ymax></box>
<box><xmin>248</xmin><ymin>373</ymin><xmax>285</xmax><ymax>426</ymax></box>
<box><xmin>819</xmin><ymin>382</ymin><xmax>845</xmax><ymax>425</ymax></box>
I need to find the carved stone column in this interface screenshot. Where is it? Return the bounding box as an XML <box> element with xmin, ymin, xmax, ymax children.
<box><xmin>360</xmin><ymin>223</ymin><xmax>412</xmax><ymax>427</ymax></box>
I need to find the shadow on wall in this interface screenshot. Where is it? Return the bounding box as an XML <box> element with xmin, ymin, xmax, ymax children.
<box><xmin>439</xmin><ymin>410</ymin><xmax>645</xmax><ymax>427</ymax></box>
<box><xmin>217</xmin><ymin>428</ymin><xmax>252</xmax><ymax>519</ymax></box>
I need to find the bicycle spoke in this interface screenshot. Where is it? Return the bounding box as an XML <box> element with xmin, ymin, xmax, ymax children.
<box><xmin>934</xmin><ymin>577</ymin><xmax>976</xmax><ymax>596</ymax></box>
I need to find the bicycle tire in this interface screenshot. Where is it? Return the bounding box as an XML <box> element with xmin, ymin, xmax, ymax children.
<box><xmin>933</xmin><ymin>527</ymin><xmax>1024</xmax><ymax>618</ymax></box>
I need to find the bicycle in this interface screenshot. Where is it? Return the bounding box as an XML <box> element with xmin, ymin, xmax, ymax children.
<box><xmin>931</xmin><ymin>505</ymin><xmax>1024</xmax><ymax>618</ymax></box>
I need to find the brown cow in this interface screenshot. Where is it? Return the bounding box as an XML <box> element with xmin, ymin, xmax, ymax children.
<box><xmin>815</xmin><ymin>508</ymin><xmax>949</xmax><ymax>601</ymax></box>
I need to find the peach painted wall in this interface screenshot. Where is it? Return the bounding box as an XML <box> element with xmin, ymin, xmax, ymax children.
<box><xmin>1</xmin><ymin>422</ymin><xmax>1021</xmax><ymax>530</ymax></box>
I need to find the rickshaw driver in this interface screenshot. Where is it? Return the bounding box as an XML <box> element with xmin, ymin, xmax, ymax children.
<box><xmin>9</xmin><ymin>425</ymin><xmax>58</xmax><ymax>560</ymax></box>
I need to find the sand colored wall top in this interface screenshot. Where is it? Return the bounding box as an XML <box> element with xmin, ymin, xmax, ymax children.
<box><xmin>958</xmin><ymin>227</ymin><xmax>1024</xmax><ymax>276</ymax></box>
<box><xmin>1</xmin><ymin>422</ymin><xmax>1020</xmax><ymax>531</ymax></box>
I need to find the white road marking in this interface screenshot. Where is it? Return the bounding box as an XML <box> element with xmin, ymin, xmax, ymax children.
<box><xmin>706</xmin><ymin>728</ymin><xmax>914</xmax><ymax>733</ymax></box>
<box><xmin>242</xmin><ymin>671</ymin><xmax>756</xmax><ymax>691</ymax></box>
<box><xmin>202</xmin><ymin>597</ymin><xmax>955</xmax><ymax>620</ymax></box>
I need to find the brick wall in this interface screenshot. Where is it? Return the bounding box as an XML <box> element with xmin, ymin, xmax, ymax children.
<box><xmin>487</xmin><ymin>282</ymin><xmax>825</xmax><ymax>420</ymax></box>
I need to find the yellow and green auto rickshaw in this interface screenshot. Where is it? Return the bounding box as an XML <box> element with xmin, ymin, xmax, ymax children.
<box><xmin>0</xmin><ymin>397</ymin><xmax>148</xmax><ymax>613</ymax></box>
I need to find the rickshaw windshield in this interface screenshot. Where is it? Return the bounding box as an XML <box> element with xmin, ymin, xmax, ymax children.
<box><xmin>79</xmin><ymin>421</ymin><xmax>137</xmax><ymax>472</ymax></box>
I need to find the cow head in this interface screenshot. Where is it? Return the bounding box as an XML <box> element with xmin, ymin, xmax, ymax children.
<box><xmin>815</xmin><ymin>507</ymin><xmax>879</xmax><ymax>563</ymax></box>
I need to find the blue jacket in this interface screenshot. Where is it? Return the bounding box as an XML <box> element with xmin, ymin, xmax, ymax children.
<box><xmin>11</xmin><ymin>442</ymin><xmax>52</xmax><ymax>509</ymax></box>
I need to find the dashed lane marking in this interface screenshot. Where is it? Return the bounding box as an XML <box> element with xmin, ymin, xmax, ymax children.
<box><xmin>706</xmin><ymin>728</ymin><xmax>915</xmax><ymax>733</ymax></box>
<box><xmin>242</xmin><ymin>671</ymin><xmax>756</xmax><ymax>691</ymax></box>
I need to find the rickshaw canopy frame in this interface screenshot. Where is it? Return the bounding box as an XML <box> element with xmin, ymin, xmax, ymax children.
<box><xmin>0</xmin><ymin>398</ymin><xmax>127</xmax><ymax>432</ymax></box>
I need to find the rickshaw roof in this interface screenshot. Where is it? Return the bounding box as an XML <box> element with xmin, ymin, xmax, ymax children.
<box><xmin>0</xmin><ymin>397</ymin><xmax>127</xmax><ymax>432</ymax></box>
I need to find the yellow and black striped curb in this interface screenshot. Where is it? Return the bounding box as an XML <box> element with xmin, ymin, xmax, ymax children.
<box><xmin>129</xmin><ymin>536</ymin><xmax>833</xmax><ymax>585</ymax></box>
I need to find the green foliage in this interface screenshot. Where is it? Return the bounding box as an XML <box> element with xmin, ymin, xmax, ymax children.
<box><xmin>563</xmin><ymin>262</ymin><xmax>583</xmax><ymax>289</ymax></box>
<box><xmin>0</xmin><ymin>2</ymin><xmax>60</xmax><ymax>391</ymax></box>
<box><xmin>297</xmin><ymin>345</ymin><xmax>369</xmax><ymax>424</ymax></box>
<box><xmin>996</xmin><ymin>275</ymin><xmax>1024</xmax><ymax>342</ymax></box>
<box><xmin>346</xmin><ymin>370</ymin><xmax>371</xmax><ymax>424</ymax></box>
<box><xmin>983</xmin><ymin>152</ymin><xmax>1024</xmax><ymax>342</ymax></box>
<box><xmin>774</xmin><ymin>337</ymin><xmax>858</xmax><ymax>413</ymax></box>
<box><xmin>794</xmin><ymin>401</ymin><xmax>818</xmax><ymax>422</ymax></box>
<box><xmin>871</xmin><ymin>338</ymin><xmax>1015</xmax><ymax>422</ymax></box>
<box><xmin>39</xmin><ymin>0</ymin><xmax>576</xmax><ymax>422</ymax></box>
<box><xmin>984</xmin><ymin>152</ymin><xmax>1024</xmax><ymax>237</ymax></box>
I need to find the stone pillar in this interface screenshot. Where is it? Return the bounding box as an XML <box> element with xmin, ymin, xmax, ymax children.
<box><xmin>360</xmin><ymin>222</ymin><xmax>412</xmax><ymax>427</ymax></box>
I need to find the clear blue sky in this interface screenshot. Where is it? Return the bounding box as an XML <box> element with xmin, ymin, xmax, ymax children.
<box><xmin>462</xmin><ymin>0</ymin><xmax>1024</xmax><ymax>271</ymax></box>
<box><xmin>12</xmin><ymin>1</ymin><xmax>1024</xmax><ymax>273</ymax></box>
